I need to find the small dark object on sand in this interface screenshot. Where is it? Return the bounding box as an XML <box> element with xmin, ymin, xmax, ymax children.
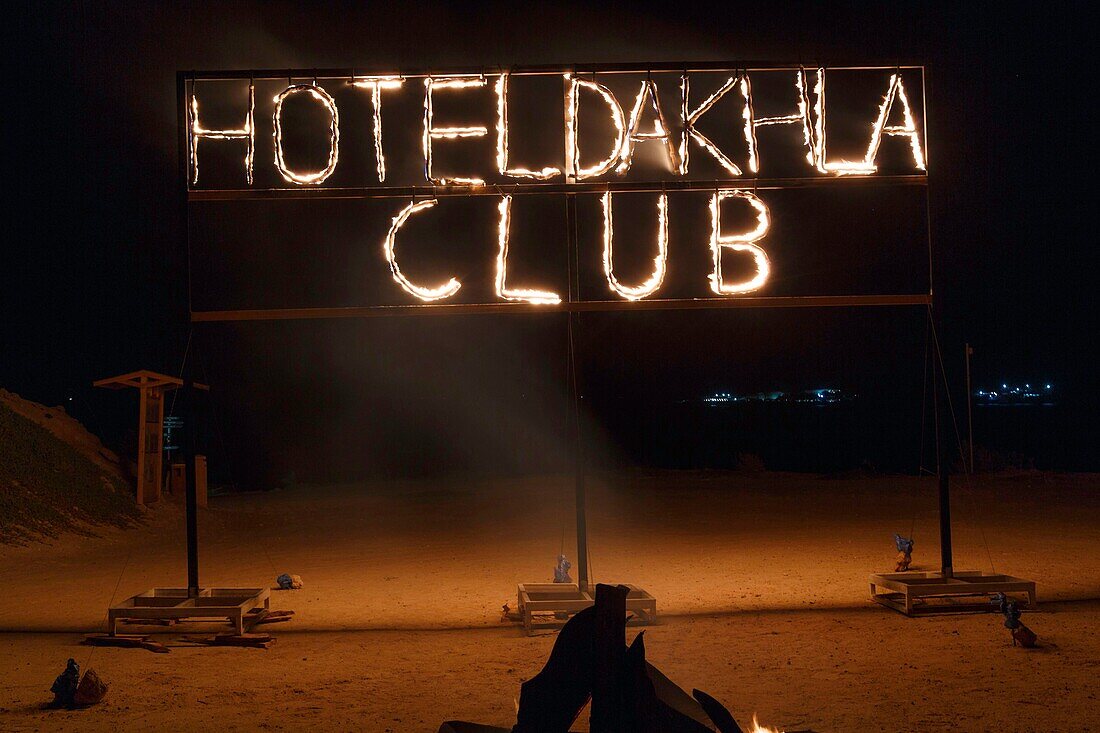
<box><xmin>277</xmin><ymin>573</ymin><xmax>303</xmax><ymax>590</ymax></box>
<box><xmin>993</xmin><ymin>592</ymin><xmax>1037</xmax><ymax>648</ymax></box>
<box><xmin>50</xmin><ymin>660</ymin><xmax>107</xmax><ymax>708</ymax></box>
<box><xmin>893</xmin><ymin>534</ymin><xmax>914</xmax><ymax>571</ymax></box>
<box><xmin>553</xmin><ymin>555</ymin><xmax>572</xmax><ymax>584</ymax></box>
<box><xmin>73</xmin><ymin>669</ymin><xmax>108</xmax><ymax>706</ymax></box>
<box><xmin>50</xmin><ymin>659</ymin><xmax>80</xmax><ymax>708</ymax></box>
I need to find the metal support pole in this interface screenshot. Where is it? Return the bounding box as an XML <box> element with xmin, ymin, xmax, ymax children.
<box><xmin>932</xmin><ymin>332</ymin><xmax>953</xmax><ymax>578</ymax></box>
<box><xmin>937</xmin><ymin>460</ymin><xmax>953</xmax><ymax>579</ymax></box>
<box><xmin>184</xmin><ymin>379</ymin><xmax>200</xmax><ymax>597</ymax></box>
<box><xmin>568</xmin><ymin>314</ymin><xmax>589</xmax><ymax>594</ymax></box>
<box><xmin>965</xmin><ymin>343</ymin><xmax>974</xmax><ymax>474</ymax></box>
<box><xmin>177</xmin><ymin>72</ymin><xmax>201</xmax><ymax>598</ymax></box>
<box><xmin>565</xmin><ymin>193</ymin><xmax>589</xmax><ymax>594</ymax></box>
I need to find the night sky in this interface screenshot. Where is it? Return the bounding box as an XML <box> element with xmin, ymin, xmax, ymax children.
<box><xmin>3</xmin><ymin>2</ymin><xmax>1094</xmax><ymax>483</ymax></box>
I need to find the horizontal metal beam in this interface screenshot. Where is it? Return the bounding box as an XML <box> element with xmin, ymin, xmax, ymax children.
<box><xmin>191</xmin><ymin>294</ymin><xmax>932</xmax><ymax>322</ymax></box>
<box><xmin>182</xmin><ymin>62</ymin><xmax>924</xmax><ymax>82</ymax></box>
<box><xmin>189</xmin><ymin>175</ymin><xmax>928</xmax><ymax>202</ymax></box>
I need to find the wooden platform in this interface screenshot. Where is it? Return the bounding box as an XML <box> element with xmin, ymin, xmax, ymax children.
<box><xmin>108</xmin><ymin>587</ymin><xmax>270</xmax><ymax>635</ymax></box>
<box><xmin>515</xmin><ymin>583</ymin><xmax>656</xmax><ymax>634</ymax></box>
<box><xmin>869</xmin><ymin>570</ymin><xmax>1036</xmax><ymax>616</ymax></box>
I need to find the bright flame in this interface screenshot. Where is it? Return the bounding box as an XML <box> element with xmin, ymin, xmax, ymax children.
<box><xmin>496</xmin><ymin>74</ymin><xmax>561</xmax><ymax>179</ymax></box>
<box><xmin>679</xmin><ymin>74</ymin><xmax>743</xmax><ymax>176</ymax></box>
<box><xmin>351</xmin><ymin>76</ymin><xmax>404</xmax><ymax>182</ymax></box>
<box><xmin>565</xmin><ymin>75</ymin><xmax>626</xmax><ymax>180</ymax></box>
<box><xmin>495</xmin><ymin>195</ymin><xmax>561</xmax><ymax>304</ymax></box>
<box><xmin>865</xmin><ymin>73</ymin><xmax>926</xmax><ymax>171</ymax></box>
<box><xmin>383</xmin><ymin>199</ymin><xmax>462</xmax><ymax>301</ymax></box>
<box><xmin>189</xmin><ymin>83</ymin><xmax>255</xmax><ymax>185</ymax></box>
<box><xmin>272</xmin><ymin>83</ymin><xmax>340</xmax><ymax>185</ymax></box>
<box><xmin>709</xmin><ymin>189</ymin><xmax>771</xmax><ymax>295</ymax></box>
<box><xmin>820</xmin><ymin>72</ymin><xmax>926</xmax><ymax>175</ymax></box>
<box><xmin>750</xmin><ymin>714</ymin><xmax>783</xmax><ymax>733</ymax></box>
<box><xmin>616</xmin><ymin>79</ymin><xmax>680</xmax><ymax>174</ymax></box>
<box><xmin>601</xmin><ymin>192</ymin><xmax>668</xmax><ymax>300</ymax></box>
<box><xmin>423</xmin><ymin>76</ymin><xmax>488</xmax><ymax>185</ymax></box>
<box><xmin>741</xmin><ymin>70</ymin><xmax>817</xmax><ymax>174</ymax></box>
<box><xmin>812</xmin><ymin>67</ymin><xmax>827</xmax><ymax>173</ymax></box>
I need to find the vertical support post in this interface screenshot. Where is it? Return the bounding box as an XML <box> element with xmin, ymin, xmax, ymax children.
<box><xmin>932</xmin><ymin>327</ymin><xmax>953</xmax><ymax>578</ymax></box>
<box><xmin>184</xmin><ymin>379</ymin><xmax>200</xmax><ymax>597</ymax></box>
<box><xmin>965</xmin><ymin>343</ymin><xmax>974</xmax><ymax>474</ymax></box>
<box><xmin>177</xmin><ymin>72</ymin><xmax>200</xmax><ymax>598</ymax></box>
<box><xmin>938</xmin><ymin>460</ymin><xmax>953</xmax><ymax>578</ymax></box>
<box><xmin>136</xmin><ymin>384</ymin><xmax>149</xmax><ymax>506</ymax></box>
<box><xmin>143</xmin><ymin>387</ymin><xmax>165</xmax><ymax>503</ymax></box>
<box><xmin>565</xmin><ymin>192</ymin><xmax>589</xmax><ymax>594</ymax></box>
<box><xmin>568</xmin><ymin>313</ymin><xmax>589</xmax><ymax>594</ymax></box>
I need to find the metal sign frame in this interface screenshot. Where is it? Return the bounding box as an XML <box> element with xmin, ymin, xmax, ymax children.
<box><xmin>178</xmin><ymin>62</ymin><xmax>932</xmax><ymax>322</ymax></box>
<box><xmin>177</xmin><ymin>62</ymin><xmax>939</xmax><ymax>595</ymax></box>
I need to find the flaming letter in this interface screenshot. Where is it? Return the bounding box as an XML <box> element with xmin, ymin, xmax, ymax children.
<box><xmin>564</xmin><ymin>75</ymin><xmax>626</xmax><ymax>180</ymax></box>
<box><xmin>272</xmin><ymin>83</ymin><xmax>340</xmax><ymax>185</ymax></box>
<box><xmin>741</xmin><ymin>69</ymin><xmax>817</xmax><ymax>174</ymax></box>
<box><xmin>383</xmin><ymin>199</ymin><xmax>461</xmax><ymax>301</ymax></box>
<box><xmin>709</xmin><ymin>190</ymin><xmax>771</xmax><ymax>295</ymax></box>
<box><xmin>351</xmin><ymin>76</ymin><xmax>404</xmax><ymax>182</ymax></box>
<box><xmin>423</xmin><ymin>76</ymin><xmax>488</xmax><ymax>185</ymax></box>
<box><xmin>601</xmin><ymin>192</ymin><xmax>668</xmax><ymax>300</ymax></box>
<box><xmin>496</xmin><ymin>74</ymin><xmax>561</xmax><ymax>180</ymax></box>
<box><xmin>819</xmin><ymin>72</ymin><xmax>927</xmax><ymax>175</ymax></box>
<box><xmin>496</xmin><ymin>196</ymin><xmax>561</xmax><ymax>304</ymax></box>
<box><xmin>678</xmin><ymin>75</ymin><xmax>742</xmax><ymax>176</ymax></box>
<box><xmin>617</xmin><ymin>80</ymin><xmax>680</xmax><ymax>174</ymax></box>
<box><xmin>189</xmin><ymin>82</ymin><xmax>255</xmax><ymax>185</ymax></box>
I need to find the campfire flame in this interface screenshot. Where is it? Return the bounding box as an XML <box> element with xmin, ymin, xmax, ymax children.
<box><xmin>750</xmin><ymin>714</ymin><xmax>783</xmax><ymax>733</ymax></box>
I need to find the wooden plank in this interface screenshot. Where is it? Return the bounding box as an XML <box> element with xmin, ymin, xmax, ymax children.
<box><xmin>182</xmin><ymin>633</ymin><xmax>275</xmax><ymax>649</ymax></box>
<box><xmin>83</xmin><ymin>634</ymin><xmax>170</xmax><ymax>653</ymax></box>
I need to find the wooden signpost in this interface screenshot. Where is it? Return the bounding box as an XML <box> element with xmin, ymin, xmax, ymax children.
<box><xmin>94</xmin><ymin>370</ymin><xmax>208</xmax><ymax>506</ymax></box>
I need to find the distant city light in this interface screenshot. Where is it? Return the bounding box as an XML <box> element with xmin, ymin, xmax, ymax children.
<box><xmin>975</xmin><ymin>382</ymin><xmax>1056</xmax><ymax>406</ymax></box>
<box><xmin>699</xmin><ymin>387</ymin><xmax>855</xmax><ymax>405</ymax></box>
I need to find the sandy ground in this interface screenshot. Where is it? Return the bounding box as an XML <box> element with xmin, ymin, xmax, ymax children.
<box><xmin>2</xmin><ymin>470</ymin><xmax>1099</xmax><ymax>731</ymax></box>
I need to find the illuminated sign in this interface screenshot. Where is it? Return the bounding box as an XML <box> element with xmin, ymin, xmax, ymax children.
<box><xmin>181</xmin><ymin>64</ymin><xmax>930</xmax><ymax>319</ymax></box>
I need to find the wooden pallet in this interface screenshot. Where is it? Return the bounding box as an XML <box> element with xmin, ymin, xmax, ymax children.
<box><xmin>869</xmin><ymin>570</ymin><xmax>1036</xmax><ymax>616</ymax></box>
<box><xmin>516</xmin><ymin>583</ymin><xmax>656</xmax><ymax>634</ymax></box>
<box><xmin>108</xmin><ymin>587</ymin><xmax>270</xmax><ymax>635</ymax></box>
